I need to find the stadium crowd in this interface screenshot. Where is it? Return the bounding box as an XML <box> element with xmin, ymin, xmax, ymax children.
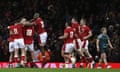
<box><xmin>0</xmin><ymin>0</ymin><xmax>119</xmax><ymax>62</ymax></box>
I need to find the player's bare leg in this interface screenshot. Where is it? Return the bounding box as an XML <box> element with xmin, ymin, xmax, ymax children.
<box><xmin>84</xmin><ymin>49</ymin><xmax>95</xmax><ymax>68</ymax></box>
<box><xmin>62</xmin><ymin>54</ymin><xmax>70</xmax><ymax>68</ymax></box>
<box><xmin>20</xmin><ymin>48</ymin><xmax>26</xmax><ymax>67</ymax></box>
<box><xmin>30</xmin><ymin>51</ymin><xmax>35</xmax><ymax>62</ymax></box>
<box><xmin>62</xmin><ymin>50</ymin><xmax>76</xmax><ymax>68</ymax></box>
<box><xmin>77</xmin><ymin>49</ymin><xmax>86</xmax><ymax>68</ymax></box>
<box><xmin>8</xmin><ymin>52</ymin><xmax>14</xmax><ymax>68</ymax></box>
<box><xmin>14</xmin><ymin>48</ymin><xmax>19</xmax><ymax>67</ymax></box>
<box><xmin>78</xmin><ymin>48</ymin><xmax>89</xmax><ymax>68</ymax></box>
<box><xmin>30</xmin><ymin>50</ymin><xmax>37</xmax><ymax>68</ymax></box>
<box><xmin>103</xmin><ymin>53</ymin><xmax>111</xmax><ymax>68</ymax></box>
<box><xmin>24</xmin><ymin>50</ymin><xmax>28</xmax><ymax>67</ymax></box>
<box><xmin>97</xmin><ymin>53</ymin><xmax>104</xmax><ymax>69</ymax></box>
<box><xmin>61</xmin><ymin>50</ymin><xmax>69</xmax><ymax>68</ymax></box>
<box><xmin>39</xmin><ymin>43</ymin><xmax>45</xmax><ymax>56</ymax></box>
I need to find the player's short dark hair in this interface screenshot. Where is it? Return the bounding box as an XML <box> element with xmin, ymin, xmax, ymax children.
<box><xmin>33</xmin><ymin>13</ymin><xmax>40</xmax><ymax>19</ymax></box>
<box><xmin>71</xmin><ymin>16</ymin><xmax>78</xmax><ymax>21</ymax></box>
<box><xmin>80</xmin><ymin>18</ymin><xmax>86</xmax><ymax>22</ymax></box>
<box><xmin>66</xmin><ymin>21</ymin><xmax>72</xmax><ymax>26</ymax></box>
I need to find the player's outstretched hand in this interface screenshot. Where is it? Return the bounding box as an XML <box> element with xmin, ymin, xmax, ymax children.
<box><xmin>58</xmin><ymin>36</ymin><xmax>62</xmax><ymax>39</ymax></box>
<box><xmin>7</xmin><ymin>26</ymin><xmax>10</xmax><ymax>29</ymax></box>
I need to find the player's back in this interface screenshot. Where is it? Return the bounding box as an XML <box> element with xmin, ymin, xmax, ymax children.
<box><xmin>23</xmin><ymin>26</ymin><xmax>34</xmax><ymax>38</ymax></box>
<box><xmin>98</xmin><ymin>34</ymin><xmax>109</xmax><ymax>48</ymax></box>
<box><xmin>64</xmin><ymin>27</ymin><xmax>74</xmax><ymax>43</ymax></box>
<box><xmin>72</xmin><ymin>23</ymin><xmax>79</xmax><ymax>30</ymax></box>
<box><xmin>12</xmin><ymin>24</ymin><xmax>23</xmax><ymax>39</ymax></box>
<box><xmin>34</xmin><ymin>17</ymin><xmax>46</xmax><ymax>34</ymax></box>
<box><xmin>8</xmin><ymin>25</ymin><xmax>15</xmax><ymax>42</ymax></box>
<box><xmin>80</xmin><ymin>25</ymin><xmax>91</xmax><ymax>39</ymax></box>
<box><xmin>23</xmin><ymin>26</ymin><xmax>34</xmax><ymax>44</ymax></box>
<box><xmin>72</xmin><ymin>23</ymin><xmax>80</xmax><ymax>36</ymax></box>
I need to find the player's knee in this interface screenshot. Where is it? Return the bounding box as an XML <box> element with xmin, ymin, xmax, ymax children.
<box><xmin>101</xmin><ymin>53</ymin><xmax>104</xmax><ymax>58</ymax></box>
<box><xmin>39</xmin><ymin>43</ymin><xmax>45</xmax><ymax>47</ymax></box>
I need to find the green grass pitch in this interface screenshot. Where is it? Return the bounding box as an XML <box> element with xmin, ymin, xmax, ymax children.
<box><xmin>0</xmin><ymin>68</ymin><xmax>120</xmax><ymax>72</ymax></box>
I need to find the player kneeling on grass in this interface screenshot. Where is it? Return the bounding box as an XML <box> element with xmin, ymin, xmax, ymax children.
<box><xmin>59</xmin><ymin>22</ymin><xmax>76</xmax><ymax>68</ymax></box>
<box><xmin>96</xmin><ymin>27</ymin><xmax>113</xmax><ymax>69</ymax></box>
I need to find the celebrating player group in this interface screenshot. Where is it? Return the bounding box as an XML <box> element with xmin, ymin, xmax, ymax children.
<box><xmin>8</xmin><ymin>13</ymin><xmax>47</xmax><ymax>68</ymax></box>
<box><xmin>7</xmin><ymin>12</ymin><xmax>113</xmax><ymax>69</ymax></box>
<box><xmin>59</xmin><ymin>17</ymin><xmax>113</xmax><ymax>69</ymax></box>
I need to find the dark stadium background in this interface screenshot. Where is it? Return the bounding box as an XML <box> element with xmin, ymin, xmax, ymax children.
<box><xmin>0</xmin><ymin>0</ymin><xmax>119</xmax><ymax>62</ymax></box>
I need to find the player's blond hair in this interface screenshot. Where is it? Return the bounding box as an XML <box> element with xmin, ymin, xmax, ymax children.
<box><xmin>101</xmin><ymin>27</ymin><xmax>107</xmax><ymax>33</ymax></box>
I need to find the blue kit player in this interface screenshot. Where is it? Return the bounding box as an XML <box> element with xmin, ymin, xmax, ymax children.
<box><xmin>96</xmin><ymin>27</ymin><xmax>113</xmax><ymax>69</ymax></box>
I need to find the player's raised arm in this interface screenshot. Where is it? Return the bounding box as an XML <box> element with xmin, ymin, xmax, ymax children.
<box><xmin>23</xmin><ymin>21</ymin><xmax>35</xmax><ymax>26</ymax></box>
<box><xmin>20</xmin><ymin>18</ymin><xmax>35</xmax><ymax>26</ymax></box>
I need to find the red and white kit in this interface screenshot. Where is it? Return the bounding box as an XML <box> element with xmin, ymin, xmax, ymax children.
<box><xmin>80</xmin><ymin>25</ymin><xmax>91</xmax><ymax>49</ymax></box>
<box><xmin>12</xmin><ymin>24</ymin><xmax>25</xmax><ymax>49</ymax></box>
<box><xmin>62</xmin><ymin>27</ymin><xmax>75</xmax><ymax>53</ymax></box>
<box><xmin>23</xmin><ymin>26</ymin><xmax>35</xmax><ymax>51</ymax></box>
<box><xmin>72</xmin><ymin>23</ymin><xmax>81</xmax><ymax>50</ymax></box>
<box><xmin>34</xmin><ymin>17</ymin><xmax>47</xmax><ymax>44</ymax></box>
<box><xmin>8</xmin><ymin>25</ymin><xmax>15</xmax><ymax>52</ymax></box>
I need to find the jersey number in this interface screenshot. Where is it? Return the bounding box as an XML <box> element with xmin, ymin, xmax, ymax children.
<box><xmin>13</xmin><ymin>28</ymin><xmax>18</xmax><ymax>34</ymax></box>
<box><xmin>26</xmin><ymin>29</ymin><xmax>32</xmax><ymax>36</ymax></box>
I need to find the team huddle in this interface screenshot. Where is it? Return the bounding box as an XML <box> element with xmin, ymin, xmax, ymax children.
<box><xmin>8</xmin><ymin>13</ymin><xmax>47</xmax><ymax>68</ymax></box>
<box><xmin>7</xmin><ymin>13</ymin><xmax>113</xmax><ymax>69</ymax></box>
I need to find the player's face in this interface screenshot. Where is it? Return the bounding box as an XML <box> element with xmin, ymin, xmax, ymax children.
<box><xmin>71</xmin><ymin>18</ymin><xmax>76</xmax><ymax>23</ymax></box>
<box><xmin>65</xmin><ymin>22</ymin><xmax>68</xmax><ymax>27</ymax></box>
<box><xmin>103</xmin><ymin>28</ymin><xmax>107</xmax><ymax>34</ymax></box>
<box><xmin>20</xmin><ymin>18</ymin><xmax>27</xmax><ymax>24</ymax></box>
<box><xmin>80</xmin><ymin>19</ymin><xmax>86</xmax><ymax>25</ymax></box>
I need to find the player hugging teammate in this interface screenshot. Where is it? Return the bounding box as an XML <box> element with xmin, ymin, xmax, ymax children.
<box><xmin>7</xmin><ymin>13</ymin><xmax>50</xmax><ymax>68</ymax></box>
<box><xmin>59</xmin><ymin>18</ymin><xmax>95</xmax><ymax>68</ymax></box>
<box><xmin>7</xmin><ymin>13</ymin><xmax>113</xmax><ymax>69</ymax></box>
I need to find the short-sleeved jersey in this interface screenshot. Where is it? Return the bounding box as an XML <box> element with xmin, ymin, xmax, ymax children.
<box><xmin>64</xmin><ymin>27</ymin><xmax>74</xmax><ymax>43</ymax></box>
<box><xmin>8</xmin><ymin>25</ymin><xmax>15</xmax><ymax>42</ymax></box>
<box><xmin>97</xmin><ymin>34</ymin><xmax>109</xmax><ymax>49</ymax></box>
<box><xmin>80</xmin><ymin>25</ymin><xmax>91</xmax><ymax>40</ymax></box>
<box><xmin>12</xmin><ymin>24</ymin><xmax>23</xmax><ymax>39</ymax></box>
<box><xmin>34</xmin><ymin>17</ymin><xmax>46</xmax><ymax>34</ymax></box>
<box><xmin>72</xmin><ymin>23</ymin><xmax>80</xmax><ymax>38</ymax></box>
<box><xmin>23</xmin><ymin>26</ymin><xmax>34</xmax><ymax>44</ymax></box>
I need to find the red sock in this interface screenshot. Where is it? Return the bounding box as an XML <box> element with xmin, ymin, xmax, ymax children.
<box><xmin>21</xmin><ymin>56</ymin><xmax>25</xmax><ymax>61</ymax></box>
<box><xmin>81</xmin><ymin>56</ymin><xmax>87</xmax><ymax>62</ymax></box>
<box><xmin>88</xmin><ymin>57</ymin><xmax>93</xmax><ymax>62</ymax></box>
<box><xmin>14</xmin><ymin>57</ymin><xmax>19</xmax><ymax>63</ymax></box>
<box><xmin>9</xmin><ymin>61</ymin><xmax>12</xmax><ymax>64</ymax></box>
